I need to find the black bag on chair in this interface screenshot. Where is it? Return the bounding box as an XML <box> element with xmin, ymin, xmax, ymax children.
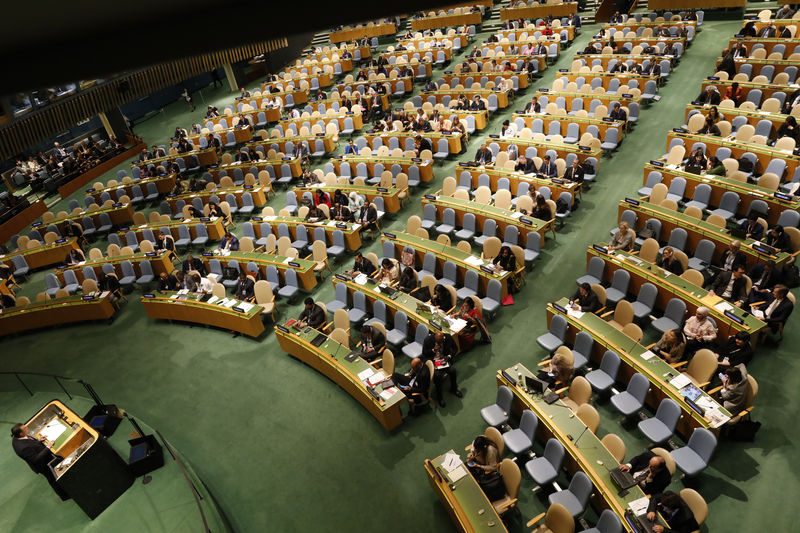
<box><xmin>477</xmin><ymin>471</ymin><xmax>506</xmax><ymax>501</ymax></box>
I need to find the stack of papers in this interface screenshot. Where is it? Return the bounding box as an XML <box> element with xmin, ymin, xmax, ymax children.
<box><xmin>669</xmin><ymin>373</ymin><xmax>692</xmax><ymax>389</ymax></box>
<box><xmin>628</xmin><ymin>496</ymin><xmax>650</xmax><ymax>516</ymax></box>
<box><xmin>380</xmin><ymin>387</ymin><xmax>397</xmax><ymax>401</ymax></box>
<box><xmin>640</xmin><ymin>350</ymin><xmax>657</xmax><ymax>361</ymax></box>
<box><xmin>448</xmin><ymin>318</ymin><xmax>468</xmax><ymax>333</ymax></box>
<box><xmin>207</xmin><ymin>296</ymin><xmax>220</xmax><ymax>304</ymax></box>
<box><xmin>238</xmin><ymin>302</ymin><xmax>255</xmax><ymax>312</ymax></box>
<box><xmin>464</xmin><ymin>255</ymin><xmax>483</xmax><ymax>267</ymax></box>
<box><xmin>222</xmin><ymin>299</ymin><xmax>238</xmax><ymax>308</ymax></box>
<box><xmin>714</xmin><ymin>301</ymin><xmax>733</xmax><ymax>313</ymax></box>
<box><xmin>367</xmin><ymin>370</ymin><xmax>386</xmax><ymax>387</ymax></box>
<box><xmin>357</xmin><ymin>368</ymin><xmax>374</xmax><ymax>382</ymax></box>
<box><xmin>566</xmin><ymin>308</ymin><xmax>584</xmax><ymax>319</ymax></box>
<box><xmin>705</xmin><ymin>408</ymin><xmax>730</xmax><ymax>428</ymax></box>
<box><xmin>354</xmin><ymin>273</ymin><xmax>368</xmax><ymax>285</ymax></box>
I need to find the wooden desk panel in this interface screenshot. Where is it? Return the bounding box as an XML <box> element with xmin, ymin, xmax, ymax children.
<box><xmin>200</xmin><ymin>252</ymin><xmax>317</xmax><ymax>291</ymax></box>
<box><xmin>642</xmin><ymin>163</ymin><xmax>799</xmax><ymax>226</ymax></box>
<box><xmin>421</xmin><ymin>195</ymin><xmax>552</xmax><ymax>245</ymax></box>
<box><xmin>118</xmin><ymin>218</ymin><xmax>225</xmax><ymax>243</ymax></box>
<box><xmin>491</xmin><ymin>137</ymin><xmax>603</xmax><ymax>163</ymax></box>
<box><xmin>205</xmin><ymin>107</ymin><xmax>281</xmax><ymax>128</ymax></box>
<box><xmin>262</xmin><ymin>72</ymin><xmax>333</xmax><ymax>93</ymax></box>
<box><xmin>500</xmin><ymin>2</ymin><xmax>577</xmax><ymax>20</ymax></box>
<box><xmin>276</xmin><ymin>324</ymin><xmax>404</xmax><ymax>431</ymax></box>
<box><xmin>254</xmin><ymin>216</ymin><xmax>362</xmax><ymax>251</ymax></box>
<box><xmin>456</xmin><ymin>164</ymin><xmax>581</xmax><ymax>205</ymax></box>
<box><xmin>0</xmin><ymin>200</ymin><xmax>47</xmax><ymax>244</ymax></box>
<box><xmin>293</xmin><ymin>184</ymin><xmax>402</xmax><ymax>214</ymax></box>
<box><xmin>331</xmin><ymin>156</ymin><xmax>435</xmax><ymax>182</ymax></box>
<box><xmin>166</xmin><ymin>186</ymin><xmax>269</xmax><ymax>211</ymax></box>
<box><xmin>419</xmin><ymin>89</ymin><xmax>511</xmax><ymax>110</ymax></box>
<box><xmin>44</xmin><ymin>204</ymin><xmax>135</xmax><ymax>231</ymax></box>
<box><xmin>558</xmin><ymin>70</ymin><xmax>659</xmax><ymax>90</ymax></box>
<box><xmin>650</xmin><ymin>0</ymin><xmax>744</xmax><ymax>7</ymax></box>
<box><xmin>700</xmin><ymin>78</ymin><xmax>790</xmax><ymax>106</ymax></box>
<box><xmin>441</xmin><ymin>71</ymin><xmax>529</xmax><ymax>91</ymax></box>
<box><xmin>141</xmin><ymin>292</ymin><xmax>264</xmax><ymax>337</ymax></box>
<box><xmin>728</xmin><ymin>37</ymin><xmax>800</xmax><ymax>56</ymax></box>
<box><xmin>249</xmin><ymin>134</ymin><xmax>336</xmax><ymax>155</ymax></box>
<box><xmin>130</xmin><ymin>148</ymin><xmax>219</xmax><ymax>172</ymax></box>
<box><xmin>618</xmin><ymin>200</ymin><xmax>793</xmax><ymax>268</ymax></box>
<box><xmin>494</xmin><ymin>26</ymin><xmax>576</xmax><ymax>42</ymax></box>
<box><xmin>364</xmin><ymin>131</ymin><xmax>464</xmax><ymax>155</ymax></box>
<box><xmin>0</xmin><ymin>293</ymin><xmax>116</xmax><ymax>337</ymax></box>
<box><xmin>513</xmin><ymin>112</ymin><xmax>626</xmax><ymax>139</ymax></box>
<box><xmin>56</xmin><ymin>251</ymin><xmax>174</xmax><ymax>285</ymax></box>
<box><xmin>210</xmin><ymin>158</ymin><xmax>303</xmax><ymax>180</ymax></box>
<box><xmin>411</xmin><ymin>12</ymin><xmax>482</xmax><ymax>32</ymax></box>
<box><xmin>1</xmin><ymin>238</ymin><xmax>80</xmax><ymax>271</ymax></box>
<box><xmin>330</xmin><ymin>23</ymin><xmax>397</xmax><ymax>43</ymax></box>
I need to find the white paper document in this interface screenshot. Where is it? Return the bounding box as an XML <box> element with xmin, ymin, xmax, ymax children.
<box><xmin>448</xmin><ymin>318</ymin><xmax>467</xmax><ymax>333</ymax></box>
<box><xmin>207</xmin><ymin>296</ymin><xmax>220</xmax><ymax>304</ymax></box>
<box><xmin>566</xmin><ymin>308</ymin><xmax>584</xmax><ymax>319</ymax></box>
<box><xmin>367</xmin><ymin>370</ymin><xmax>386</xmax><ymax>387</ymax></box>
<box><xmin>464</xmin><ymin>255</ymin><xmax>483</xmax><ymax>267</ymax></box>
<box><xmin>640</xmin><ymin>350</ymin><xmax>657</xmax><ymax>361</ymax></box>
<box><xmin>714</xmin><ymin>301</ymin><xmax>733</xmax><ymax>313</ymax></box>
<box><xmin>380</xmin><ymin>387</ymin><xmax>397</xmax><ymax>401</ymax></box>
<box><xmin>223</xmin><ymin>299</ymin><xmax>237</xmax><ymax>308</ymax></box>
<box><xmin>628</xmin><ymin>496</ymin><xmax>650</xmax><ymax>516</ymax></box>
<box><xmin>357</xmin><ymin>368</ymin><xmax>374</xmax><ymax>382</ymax></box>
<box><xmin>441</xmin><ymin>452</ymin><xmax>463</xmax><ymax>473</ymax></box>
<box><xmin>238</xmin><ymin>302</ymin><xmax>255</xmax><ymax>312</ymax></box>
<box><xmin>447</xmin><ymin>464</ymin><xmax>468</xmax><ymax>483</ymax></box>
<box><xmin>669</xmin><ymin>373</ymin><xmax>692</xmax><ymax>389</ymax></box>
<box><xmin>354</xmin><ymin>273</ymin><xmax>368</xmax><ymax>285</ymax></box>
<box><xmin>40</xmin><ymin>420</ymin><xmax>68</xmax><ymax>442</ymax></box>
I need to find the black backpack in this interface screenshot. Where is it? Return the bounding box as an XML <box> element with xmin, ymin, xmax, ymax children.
<box><xmin>737</xmin><ymin>156</ymin><xmax>754</xmax><ymax>174</ymax></box>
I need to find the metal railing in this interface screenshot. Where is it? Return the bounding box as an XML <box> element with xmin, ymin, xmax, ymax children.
<box><xmin>0</xmin><ymin>371</ymin><xmax>220</xmax><ymax>532</ymax></box>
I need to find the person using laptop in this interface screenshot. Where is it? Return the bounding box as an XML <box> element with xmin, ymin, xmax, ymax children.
<box><xmin>736</xmin><ymin>212</ymin><xmax>763</xmax><ymax>241</ymax></box>
<box><xmin>646</xmin><ymin>491</ymin><xmax>699</xmax><ymax>533</ymax></box>
<box><xmin>358</xmin><ymin>325</ymin><xmax>385</xmax><ymax>362</ymax></box>
<box><xmin>537</xmin><ymin>348</ymin><xmax>573</xmax><ymax>388</ymax></box>
<box><xmin>297</xmin><ymin>297</ymin><xmax>325</xmax><ymax>330</ymax></box>
<box><xmin>391</xmin><ymin>357</ymin><xmax>432</xmax><ymax>414</ymax></box>
<box><xmin>618</xmin><ymin>451</ymin><xmax>670</xmax><ymax>496</ymax></box>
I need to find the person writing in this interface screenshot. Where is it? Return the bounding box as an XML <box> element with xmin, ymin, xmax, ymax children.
<box><xmin>378</xmin><ymin>258</ymin><xmax>399</xmax><ymax>285</ymax></box>
<box><xmin>645</xmin><ymin>491</ymin><xmax>699</xmax><ymax>533</ymax></box>
<box><xmin>297</xmin><ymin>297</ymin><xmax>326</xmax><ymax>330</ymax></box>
<box><xmin>570</xmin><ymin>282</ymin><xmax>600</xmax><ymax>313</ymax></box>
<box><xmin>64</xmin><ymin>248</ymin><xmax>85</xmax><ymax>266</ymax></box>
<box><xmin>218</xmin><ymin>233</ymin><xmax>240</xmax><ymax>254</ymax></box>
<box><xmin>422</xmin><ymin>331</ymin><xmax>462</xmax><ymax>407</ymax></box>
<box><xmin>348</xmin><ymin>252</ymin><xmax>377</xmax><ymax>277</ymax></box>
<box><xmin>158</xmin><ymin>271</ymin><xmax>181</xmax><ymax>293</ymax></box>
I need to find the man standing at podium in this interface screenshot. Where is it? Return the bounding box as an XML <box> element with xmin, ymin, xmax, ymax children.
<box><xmin>11</xmin><ymin>423</ymin><xmax>69</xmax><ymax>500</ymax></box>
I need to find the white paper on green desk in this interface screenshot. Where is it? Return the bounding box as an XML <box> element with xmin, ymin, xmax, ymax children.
<box><xmin>264</xmin><ymin>215</ymin><xmax>277</xmax><ymax>221</ymax></box>
<box><xmin>510</xmin><ymin>211</ymin><xmax>523</xmax><ymax>219</ymax></box>
<box><xmin>223</xmin><ymin>299</ymin><xmax>237</xmax><ymax>308</ymax></box>
<box><xmin>183</xmin><ymin>219</ymin><xmax>192</xmax><ymax>223</ymax></box>
<box><xmin>207</xmin><ymin>296</ymin><xmax>220</xmax><ymax>304</ymax></box>
<box><xmin>441</xmin><ymin>452</ymin><xmax>463</xmax><ymax>473</ymax></box>
<box><xmin>464</xmin><ymin>255</ymin><xmax>483</xmax><ymax>267</ymax></box>
<box><xmin>357</xmin><ymin>368</ymin><xmax>374</xmax><ymax>381</ymax></box>
<box><xmin>629</xmin><ymin>496</ymin><xmax>650</xmax><ymax>516</ymax></box>
<box><xmin>640</xmin><ymin>350</ymin><xmax>656</xmax><ymax>361</ymax></box>
<box><xmin>178</xmin><ymin>289</ymin><xmax>189</xmax><ymax>295</ymax></box>
<box><xmin>670</xmin><ymin>373</ymin><xmax>692</xmax><ymax>389</ymax></box>
<box><xmin>40</xmin><ymin>420</ymin><xmax>68</xmax><ymax>442</ymax></box>
<box><xmin>567</xmin><ymin>308</ymin><xmax>584</xmax><ymax>319</ymax></box>
<box><xmin>170</xmin><ymin>295</ymin><xmax>179</xmax><ymax>299</ymax></box>
<box><xmin>367</xmin><ymin>370</ymin><xmax>386</xmax><ymax>387</ymax></box>
<box><xmin>238</xmin><ymin>302</ymin><xmax>255</xmax><ymax>312</ymax></box>
<box><xmin>354</xmin><ymin>273</ymin><xmax>368</xmax><ymax>285</ymax></box>
<box><xmin>706</xmin><ymin>407</ymin><xmax>730</xmax><ymax>428</ymax></box>
<box><xmin>352</xmin><ymin>223</ymin><xmax>361</xmax><ymax>230</ymax></box>
<box><xmin>380</xmin><ymin>387</ymin><xmax>396</xmax><ymax>401</ymax></box>
<box><xmin>327</xmin><ymin>221</ymin><xmax>337</xmax><ymax>227</ymax></box>
<box><xmin>283</xmin><ymin>257</ymin><xmax>292</xmax><ymax>264</ymax></box>
<box><xmin>695</xmin><ymin>395</ymin><xmax>717</xmax><ymax>410</ymax></box>
<box><xmin>714</xmin><ymin>301</ymin><xmax>733</xmax><ymax>313</ymax></box>
<box><xmin>447</xmin><ymin>464</ymin><xmax>468</xmax><ymax>483</ymax></box>
<box><xmin>449</xmin><ymin>318</ymin><xmax>467</xmax><ymax>333</ymax></box>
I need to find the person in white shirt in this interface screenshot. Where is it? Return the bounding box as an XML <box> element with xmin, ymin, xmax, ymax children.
<box><xmin>197</xmin><ymin>274</ymin><xmax>216</xmax><ymax>294</ymax></box>
<box><xmin>683</xmin><ymin>307</ymin><xmax>717</xmax><ymax>355</ymax></box>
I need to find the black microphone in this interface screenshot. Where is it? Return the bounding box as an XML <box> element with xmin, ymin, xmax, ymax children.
<box><xmin>572</xmin><ymin>425</ymin><xmax>590</xmax><ymax>448</ymax></box>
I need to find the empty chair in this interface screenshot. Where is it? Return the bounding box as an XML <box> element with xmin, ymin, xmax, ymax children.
<box><xmin>585</xmin><ymin>350</ymin><xmax>620</xmax><ymax>393</ymax></box>
<box><xmin>576</xmin><ymin>256</ymin><xmax>605</xmax><ymax>286</ymax></box>
<box><xmin>684</xmin><ymin>184</ymin><xmax>711</xmax><ymax>211</ymax></box>
<box><xmin>44</xmin><ymin>273</ymin><xmax>62</xmax><ymax>298</ymax></box>
<box><xmin>604</xmin><ymin>269</ymin><xmax>630</xmax><ymax>306</ymax></box>
<box><xmin>610</xmin><ymin>373</ymin><xmax>649</xmax><ymax>417</ymax></box>
<box><xmin>652</xmin><ymin>298</ymin><xmax>686</xmax><ymax>334</ymax></box>
<box><xmin>402</xmin><ymin>323</ymin><xmax>429</xmax><ymax>359</ymax></box>
<box><xmin>537</xmin><ymin>314</ymin><xmax>567</xmax><ymax>353</ymax></box>
<box><xmin>119</xmin><ymin>261</ymin><xmax>137</xmax><ymax>287</ymax></box>
<box><xmin>523</xmin><ymin>232</ymin><xmax>541</xmax><ymax>267</ymax></box>
<box><xmin>709</xmin><ymin>191</ymin><xmax>739</xmax><ymax>221</ymax></box>
<box><xmin>136</xmin><ymin>261</ymin><xmax>155</xmax><ymax>284</ymax></box>
<box><xmin>524</xmin><ymin>438</ymin><xmax>565</xmax><ymax>488</ymax></box>
<box><xmin>482</xmin><ymin>279</ymin><xmax>502</xmax><ymax>318</ymax></box>
<box><xmin>638</xmin><ymin>172</ymin><xmax>663</xmax><ymax>197</ymax></box>
<box><xmin>688</xmin><ymin>239</ymin><xmax>715</xmax><ymax>272</ymax></box>
<box><xmin>631</xmin><ymin>283</ymin><xmax>658</xmax><ymax>321</ymax></box>
<box><xmin>473</xmin><ymin>219</ymin><xmax>497</xmax><ymax>247</ymax></box>
<box><xmin>63</xmin><ymin>270</ymin><xmax>80</xmax><ymax>293</ymax></box>
<box><xmin>671</xmin><ymin>428</ymin><xmax>717</xmax><ymax>477</ymax></box>
<box><xmin>436</xmin><ymin>208</ymin><xmax>456</xmax><ymax>235</ymax></box>
<box><xmin>421</xmin><ymin>203</ymin><xmax>437</xmax><ymax>231</ymax></box>
<box><xmin>548</xmin><ymin>471</ymin><xmax>592</xmax><ymax>518</ymax></box>
<box><xmin>277</xmin><ymin>269</ymin><xmax>299</xmax><ymax>300</ymax></box>
<box><xmin>527</xmin><ymin>502</ymin><xmax>574</xmax><ymax>533</ymax></box>
<box><xmin>455</xmin><ymin>212</ymin><xmax>476</xmax><ymax>240</ymax></box>
<box><xmin>638</xmin><ymin>398</ymin><xmax>682</xmax><ymax>445</ymax></box>
<box><xmin>386</xmin><ymin>310</ymin><xmax>408</xmax><ymax>346</ymax></box>
<box><xmin>503</xmin><ymin>409</ymin><xmax>539</xmax><ymax>456</ymax></box>
<box><xmin>660</xmin><ymin>228</ymin><xmax>688</xmax><ymax>253</ymax></box>
<box><xmin>192</xmin><ymin>224</ymin><xmax>209</xmax><ymax>247</ymax></box>
<box><xmin>481</xmin><ymin>385</ymin><xmax>513</xmax><ymax>427</ymax></box>
<box><xmin>665</xmin><ymin>177</ymin><xmax>686</xmax><ymax>203</ymax></box>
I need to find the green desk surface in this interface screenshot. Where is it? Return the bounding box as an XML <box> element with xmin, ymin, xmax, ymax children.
<box><xmin>588</xmin><ymin>246</ymin><xmax>765</xmax><ymax>333</ymax></box>
<box><xmin>423</xmin><ymin>195</ymin><xmax>549</xmax><ymax>230</ymax></box>
<box><xmin>383</xmin><ymin>231</ymin><xmax>510</xmax><ymax>282</ymax></box>
<box><xmin>333</xmin><ymin>275</ymin><xmax>461</xmax><ymax>337</ymax></box>
<box><xmin>669</xmin><ymin>131</ymin><xmax>800</xmax><ymax>162</ymax></box>
<box><xmin>145</xmin><ymin>291</ymin><xmax>263</xmax><ymax>319</ymax></box>
<box><xmin>331</xmin><ymin>155</ymin><xmax>434</xmax><ymax>166</ymax></box>
<box><xmin>0</xmin><ymin>238</ymin><xmax>78</xmax><ymax>261</ymax></box>
<box><xmin>550</xmin><ymin>298</ymin><xmax>732</xmax><ymax>425</ymax></box>
<box><xmin>499</xmin><ymin>363</ymin><xmax>666</xmax><ymax>529</ymax></box>
<box><xmin>493</xmin><ymin>137</ymin><xmax>603</xmax><ymax>158</ymax></box>
<box><xmin>261</xmin><ymin>215</ymin><xmax>361</xmax><ymax>234</ymax></box>
<box><xmin>428</xmin><ymin>450</ymin><xmax>505</xmax><ymax>533</ymax></box>
<box><xmin>167</xmin><ymin>185</ymin><xmax>269</xmax><ymax>202</ymax></box>
<box><xmin>212</xmin><ymin>157</ymin><xmax>301</xmax><ymax>171</ymax></box>
<box><xmin>203</xmin><ymin>251</ymin><xmax>315</xmax><ymax>270</ymax></box>
<box><xmin>621</xmin><ymin>200</ymin><xmax>792</xmax><ymax>265</ymax></box>
<box><xmin>130</xmin><ymin>147</ymin><xmax>216</xmax><ymax>167</ymax></box>
<box><xmin>49</xmin><ymin>204</ymin><xmax>131</xmax><ymax>225</ymax></box>
<box><xmin>281</xmin><ymin>322</ymin><xmax>405</xmax><ymax>409</ymax></box>
<box><xmin>0</xmin><ymin>292</ymin><xmax>111</xmax><ymax>318</ymax></box>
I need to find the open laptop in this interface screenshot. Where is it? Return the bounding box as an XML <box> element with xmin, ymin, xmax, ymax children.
<box><xmin>609</xmin><ymin>467</ymin><xmax>638</xmax><ymax>491</ymax></box>
<box><xmin>525</xmin><ymin>376</ymin><xmax>548</xmax><ymax>395</ymax></box>
<box><xmin>624</xmin><ymin>510</ymin><xmax>655</xmax><ymax>533</ymax></box>
<box><xmin>729</xmin><ymin>226</ymin><xmax>748</xmax><ymax>239</ymax></box>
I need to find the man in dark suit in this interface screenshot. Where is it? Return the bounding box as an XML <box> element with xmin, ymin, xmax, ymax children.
<box><xmin>758</xmin><ymin>24</ymin><xmax>776</xmax><ymax>38</ymax></box>
<box><xmin>715</xmin><ymin>331</ymin><xmax>753</xmax><ymax>369</ymax></box>
<box><xmin>538</xmin><ymin>155</ymin><xmax>557</xmax><ymax>178</ymax></box>
<box><xmin>349</xmin><ymin>252</ymin><xmax>376</xmax><ymax>276</ymax></box>
<box><xmin>752</xmin><ymin>284</ymin><xmax>794</xmax><ymax>333</ymax></box>
<box><xmin>52</xmin><ymin>142</ymin><xmax>68</xmax><ymax>161</ymax></box>
<box><xmin>297</xmin><ymin>297</ymin><xmax>326</xmax><ymax>329</ymax></box>
<box><xmin>737</xmin><ymin>213</ymin><xmax>763</xmax><ymax>241</ymax></box>
<box><xmin>359</xmin><ymin>324</ymin><xmax>386</xmax><ymax>362</ymax></box>
<box><xmin>392</xmin><ymin>357</ymin><xmax>432</xmax><ymax>413</ymax></box>
<box><xmin>778</xmin><ymin>25</ymin><xmax>792</xmax><ymax>38</ymax></box>
<box><xmin>646</xmin><ymin>491</ymin><xmax>699</xmax><ymax>533</ymax></box>
<box><xmin>619</xmin><ymin>450</ymin><xmax>671</xmax><ymax>496</ymax></box>
<box><xmin>563</xmin><ymin>159</ymin><xmax>584</xmax><ymax>183</ymax></box>
<box><xmin>182</xmin><ymin>254</ymin><xmax>206</xmax><ymax>276</ymax></box>
<box><xmin>415</xmin><ymin>135</ymin><xmax>432</xmax><ymax>156</ymax></box>
<box><xmin>710</xmin><ymin>265</ymin><xmax>749</xmax><ymax>307</ymax></box>
<box><xmin>524</xmin><ymin>97</ymin><xmax>541</xmax><ymax>113</ymax></box>
<box><xmin>474</xmin><ymin>144</ymin><xmax>493</xmax><ymax>165</ymax></box>
<box><xmin>422</xmin><ymin>332</ymin><xmax>462</xmax><ymax>407</ymax></box>
<box><xmin>470</xmin><ymin>95</ymin><xmax>486</xmax><ymax>111</ymax></box>
<box><xmin>11</xmin><ymin>423</ymin><xmax>69</xmax><ymax>500</ymax></box>
<box><xmin>765</xmin><ymin>225</ymin><xmax>792</xmax><ymax>252</ymax></box>
<box><xmin>158</xmin><ymin>271</ymin><xmax>181</xmax><ymax>293</ymax></box>
<box><xmin>695</xmin><ymin>86</ymin><xmax>720</xmax><ymax>106</ymax></box>
<box><xmin>783</xmin><ymin>88</ymin><xmax>800</xmax><ymax>114</ymax></box>
<box><xmin>570</xmin><ymin>282</ymin><xmax>600</xmax><ymax>313</ymax></box>
<box><xmin>515</xmin><ymin>155</ymin><xmax>536</xmax><ymax>174</ymax></box>
<box><xmin>359</xmin><ymin>201</ymin><xmax>379</xmax><ymax>234</ymax></box>
<box><xmin>718</xmin><ymin>241</ymin><xmax>746</xmax><ymax>272</ymax></box>
<box><xmin>234</xmin><ymin>272</ymin><xmax>255</xmax><ymax>301</ymax></box>
<box><xmin>609</xmin><ymin>102</ymin><xmax>627</xmax><ymax>122</ymax></box>
<box><xmin>747</xmin><ymin>260</ymin><xmax>781</xmax><ymax>305</ymax></box>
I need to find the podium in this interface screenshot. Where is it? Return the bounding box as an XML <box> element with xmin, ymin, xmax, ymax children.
<box><xmin>25</xmin><ymin>400</ymin><xmax>134</xmax><ymax>519</ymax></box>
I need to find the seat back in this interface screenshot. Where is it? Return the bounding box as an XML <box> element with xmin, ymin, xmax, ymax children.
<box><xmin>687</xmin><ymin>427</ymin><xmax>717</xmax><ymax>464</ymax></box>
<box><xmin>686</xmin><ymin>349</ymin><xmax>717</xmax><ymax>385</ymax></box>
<box><xmin>601</xmin><ymin>433</ymin><xmax>626</xmax><ymax>463</ymax></box>
<box><xmin>568</xmin><ymin>376</ymin><xmax>591</xmax><ymax>407</ymax></box>
<box><xmin>655</xmin><ymin>398</ymin><xmax>682</xmax><ymax>430</ymax></box>
<box><xmin>576</xmin><ymin>403</ymin><xmax>599</xmax><ymax>433</ymax></box>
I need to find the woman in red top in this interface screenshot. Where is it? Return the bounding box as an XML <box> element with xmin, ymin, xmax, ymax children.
<box><xmin>314</xmin><ymin>189</ymin><xmax>331</xmax><ymax>208</ymax></box>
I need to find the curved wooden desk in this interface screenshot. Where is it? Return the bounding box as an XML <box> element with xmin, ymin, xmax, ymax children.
<box><xmin>0</xmin><ymin>293</ymin><xmax>117</xmax><ymax>337</ymax></box>
<box><xmin>141</xmin><ymin>292</ymin><xmax>264</xmax><ymax>337</ymax></box>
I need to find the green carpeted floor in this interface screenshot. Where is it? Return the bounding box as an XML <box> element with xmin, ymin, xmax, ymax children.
<box><xmin>1</xmin><ymin>12</ymin><xmax>798</xmax><ymax>533</ymax></box>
